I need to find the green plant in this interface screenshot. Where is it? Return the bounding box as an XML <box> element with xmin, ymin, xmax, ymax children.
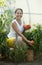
<box><xmin>31</xmin><ymin>25</ymin><xmax>42</xmax><ymax>52</ymax></box>
<box><xmin>23</xmin><ymin>24</ymin><xmax>42</xmax><ymax>56</ymax></box>
<box><xmin>0</xmin><ymin>23</ymin><xmax>8</xmax><ymax>58</ymax></box>
<box><xmin>0</xmin><ymin>9</ymin><xmax>13</xmax><ymax>32</ymax></box>
<box><xmin>0</xmin><ymin>31</ymin><xmax>7</xmax><ymax>44</ymax></box>
<box><xmin>23</xmin><ymin>30</ymin><xmax>34</xmax><ymax>50</ymax></box>
<box><xmin>0</xmin><ymin>18</ymin><xmax>2</xmax><ymax>31</ymax></box>
<box><xmin>1</xmin><ymin>42</ymin><xmax>10</xmax><ymax>58</ymax></box>
<box><xmin>4</xmin><ymin>9</ymin><xmax>13</xmax><ymax>26</ymax></box>
<box><xmin>9</xmin><ymin>43</ymin><xmax>28</xmax><ymax>62</ymax></box>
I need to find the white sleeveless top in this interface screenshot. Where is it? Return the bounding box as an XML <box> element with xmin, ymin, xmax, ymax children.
<box><xmin>8</xmin><ymin>19</ymin><xmax>24</xmax><ymax>38</ymax></box>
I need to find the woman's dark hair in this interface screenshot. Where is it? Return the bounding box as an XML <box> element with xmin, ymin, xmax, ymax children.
<box><xmin>15</xmin><ymin>8</ymin><xmax>23</xmax><ymax>14</ymax></box>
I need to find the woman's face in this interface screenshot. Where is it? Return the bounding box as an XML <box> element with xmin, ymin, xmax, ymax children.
<box><xmin>15</xmin><ymin>10</ymin><xmax>23</xmax><ymax>19</ymax></box>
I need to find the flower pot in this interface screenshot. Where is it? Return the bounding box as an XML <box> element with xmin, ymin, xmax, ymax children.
<box><xmin>26</xmin><ymin>49</ymin><xmax>34</xmax><ymax>62</ymax></box>
<box><xmin>0</xmin><ymin>54</ymin><xmax>3</xmax><ymax>59</ymax></box>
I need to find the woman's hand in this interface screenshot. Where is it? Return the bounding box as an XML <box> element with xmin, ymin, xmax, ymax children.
<box><xmin>27</xmin><ymin>40</ymin><xmax>34</xmax><ymax>46</ymax></box>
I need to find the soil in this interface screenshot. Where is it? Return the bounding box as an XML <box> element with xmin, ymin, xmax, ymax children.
<box><xmin>0</xmin><ymin>58</ymin><xmax>42</xmax><ymax>65</ymax></box>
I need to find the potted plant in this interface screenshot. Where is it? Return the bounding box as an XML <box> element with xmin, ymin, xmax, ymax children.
<box><xmin>23</xmin><ymin>24</ymin><xmax>42</xmax><ymax>60</ymax></box>
<box><xmin>22</xmin><ymin>29</ymin><xmax>35</xmax><ymax>61</ymax></box>
<box><xmin>8</xmin><ymin>43</ymin><xmax>28</xmax><ymax>62</ymax></box>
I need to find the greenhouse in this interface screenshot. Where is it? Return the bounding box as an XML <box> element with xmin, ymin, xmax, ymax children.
<box><xmin>0</xmin><ymin>0</ymin><xmax>42</xmax><ymax>65</ymax></box>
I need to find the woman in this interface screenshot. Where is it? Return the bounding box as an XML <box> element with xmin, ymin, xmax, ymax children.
<box><xmin>7</xmin><ymin>8</ymin><xmax>33</xmax><ymax>46</ymax></box>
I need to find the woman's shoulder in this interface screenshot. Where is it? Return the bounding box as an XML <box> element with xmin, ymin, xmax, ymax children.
<box><xmin>12</xmin><ymin>19</ymin><xmax>16</xmax><ymax>23</ymax></box>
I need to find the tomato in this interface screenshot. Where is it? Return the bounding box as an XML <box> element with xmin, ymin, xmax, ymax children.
<box><xmin>23</xmin><ymin>24</ymin><xmax>31</xmax><ymax>30</ymax></box>
<box><xmin>26</xmin><ymin>25</ymin><xmax>31</xmax><ymax>29</ymax></box>
<box><xmin>23</xmin><ymin>25</ymin><xmax>27</xmax><ymax>30</ymax></box>
<box><xmin>31</xmin><ymin>40</ymin><xmax>34</xmax><ymax>45</ymax></box>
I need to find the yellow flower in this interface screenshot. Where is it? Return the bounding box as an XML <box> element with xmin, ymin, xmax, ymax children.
<box><xmin>0</xmin><ymin>0</ymin><xmax>6</xmax><ymax>7</ymax></box>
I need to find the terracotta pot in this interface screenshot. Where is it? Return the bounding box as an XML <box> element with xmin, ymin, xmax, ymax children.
<box><xmin>0</xmin><ymin>54</ymin><xmax>3</xmax><ymax>59</ymax></box>
<box><xmin>26</xmin><ymin>49</ymin><xmax>34</xmax><ymax>62</ymax></box>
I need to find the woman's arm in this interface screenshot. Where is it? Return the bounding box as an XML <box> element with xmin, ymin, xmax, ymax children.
<box><xmin>11</xmin><ymin>22</ymin><xmax>32</xmax><ymax>46</ymax></box>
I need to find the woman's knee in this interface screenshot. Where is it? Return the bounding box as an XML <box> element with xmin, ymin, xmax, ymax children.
<box><xmin>18</xmin><ymin>36</ymin><xmax>22</xmax><ymax>42</ymax></box>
